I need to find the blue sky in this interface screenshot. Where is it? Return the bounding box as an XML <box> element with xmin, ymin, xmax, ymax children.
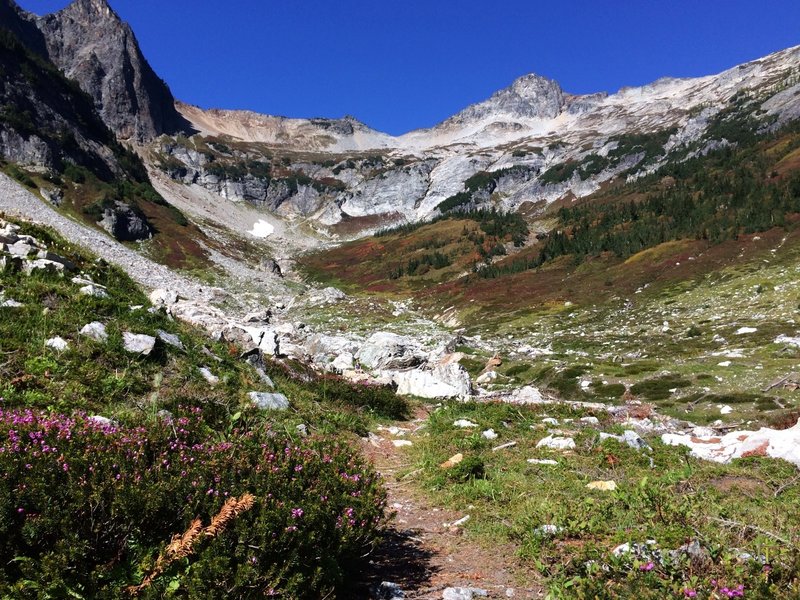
<box><xmin>17</xmin><ymin>1</ymin><xmax>800</xmax><ymax>135</ymax></box>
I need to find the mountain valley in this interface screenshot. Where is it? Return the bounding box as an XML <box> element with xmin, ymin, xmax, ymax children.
<box><xmin>1</xmin><ymin>0</ymin><xmax>800</xmax><ymax>597</ymax></box>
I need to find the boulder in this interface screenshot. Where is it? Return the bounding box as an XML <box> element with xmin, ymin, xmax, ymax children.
<box><xmin>330</xmin><ymin>352</ymin><xmax>355</xmax><ymax>373</ymax></box>
<box><xmin>98</xmin><ymin>201</ymin><xmax>153</xmax><ymax>241</ymax></box>
<box><xmin>475</xmin><ymin>370</ymin><xmax>497</xmax><ymax>384</ymax></box>
<box><xmin>392</xmin><ymin>354</ymin><xmax>472</xmax><ymax>399</ymax></box>
<box><xmin>259</xmin><ymin>257</ymin><xmax>283</xmax><ymax>277</ymax></box>
<box><xmin>249</xmin><ymin>391</ymin><xmax>289</xmax><ymax>411</ymax></box>
<box><xmin>243</xmin><ymin>309</ymin><xmax>271</xmax><ymax>323</ymax></box>
<box><xmin>508</xmin><ymin>386</ymin><xmax>545</xmax><ymax>404</ymax></box>
<box><xmin>36</xmin><ymin>250</ymin><xmax>76</xmax><ymax>271</ymax></box>
<box><xmin>123</xmin><ymin>332</ymin><xmax>157</xmax><ymax>355</ymax></box>
<box><xmin>6</xmin><ymin>241</ymin><xmax>36</xmax><ymax>257</ymax></box>
<box><xmin>662</xmin><ymin>419</ymin><xmax>800</xmax><ymax>468</ymax></box>
<box><xmin>80</xmin><ymin>321</ymin><xmax>108</xmax><ymax>342</ymax></box>
<box><xmin>244</xmin><ymin>327</ymin><xmax>279</xmax><ymax>355</ymax></box>
<box><xmin>306</xmin><ymin>334</ymin><xmax>358</xmax><ymax>365</ymax></box>
<box><xmin>23</xmin><ymin>259</ymin><xmax>65</xmax><ymax>276</ymax></box>
<box><xmin>599</xmin><ymin>430</ymin><xmax>651</xmax><ymax>451</ymax></box>
<box><xmin>373</xmin><ymin>581</ymin><xmax>404</xmax><ymax>600</ymax></box>
<box><xmin>0</xmin><ymin>297</ymin><xmax>23</xmax><ymax>308</ymax></box>
<box><xmin>88</xmin><ymin>415</ymin><xmax>115</xmax><ymax>428</ymax></box>
<box><xmin>308</xmin><ymin>286</ymin><xmax>346</xmax><ymax>304</ymax></box>
<box><xmin>357</xmin><ymin>332</ymin><xmax>424</xmax><ymax>371</ymax></box>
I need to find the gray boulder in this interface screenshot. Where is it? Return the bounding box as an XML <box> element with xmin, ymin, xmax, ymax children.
<box><xmin>80</xmin><ymin>321</ymin><xmax>108</xmax><ymax>342</ymax></box>
<box><xmin>393</xmin><ymin>356</ymin><xmax>473</xmax><ymax>399</ymax></box>
<box><xmin>123</xmin><ymin>332</ymin><xmax>157</xmax><ymax>355</ymax></box>
<box><xmin>98</xmin><ymin>201</ymin><xmax>153</xmax><ymax>241</ymax></box>
<box><xmin>249</xmin><ymin>391</ymin><xmax>289</xmax><ymax>411</ymax></box>
<box><xmin>357</xmin><ymin>332</ymin><xmax>424</xmax><ymax>370</ymax></box>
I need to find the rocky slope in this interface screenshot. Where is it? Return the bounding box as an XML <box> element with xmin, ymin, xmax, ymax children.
<box><xmin>157</xmin><ymin>45</ymin><xmax>800</xmax><ymax>240</ymax></box>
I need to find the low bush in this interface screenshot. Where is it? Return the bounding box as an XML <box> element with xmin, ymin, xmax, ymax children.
<box><xmin>0</xmin><ymin>406</ymin><xmax>387</xmax><ymax>598</ymax></box>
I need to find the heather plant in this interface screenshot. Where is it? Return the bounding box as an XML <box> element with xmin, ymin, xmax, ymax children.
<box><xmin>0</xmin><ymin>406</ymin><xmax>387</xmax><ymax>598</ymax></box>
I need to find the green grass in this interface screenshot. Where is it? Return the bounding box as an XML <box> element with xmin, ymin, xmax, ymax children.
<box><xmin>402</xmin><ymin>401</ymin><xmax>800</xmax><ymax>598</ymax></box>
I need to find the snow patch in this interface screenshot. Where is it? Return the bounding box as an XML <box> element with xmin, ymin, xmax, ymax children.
<box><xmin>249</xmin><ymin>220</ymin><xmax>275</xmax><ymax>238</ymax></box>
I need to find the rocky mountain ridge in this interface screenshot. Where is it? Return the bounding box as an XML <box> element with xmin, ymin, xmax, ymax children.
<box><xmin>156</xmin><ymin>45</ymin><xmax>800</xmax><ymax>240</ymax></box>
<box><xmin>3</xmin><ymin>0</ymin><xmax>187</xmax><ymax>141</ymax></box>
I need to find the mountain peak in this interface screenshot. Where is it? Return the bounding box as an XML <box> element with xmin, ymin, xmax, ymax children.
<box><xmin>63</xmin><ymin>0</ymin><xmax>118</xmax><ymax>20</ymax></box>
<box><xmin>440</xmin><ymin>72</ymin><xmax>565</xmax><ymax>129</ymax></box>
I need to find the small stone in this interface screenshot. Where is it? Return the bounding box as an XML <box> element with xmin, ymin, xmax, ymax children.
<box><xmin>157</xmin><ymin>329</ymin><xmax>184</xmax><ymax>350</ymax></box>
<box><xmin>534</xmin><ymin>524</ymin><xmax>563</xmax><ymax>537</ymax></box>
<box><xmin>475</xmin><ymin>370</ymin><xmax>497</xmax><ymax>384</ymax></box>
<box><xmin>580</xmin><ymin>416</ymin><xmax>600</xmax><ymax>425</ymax></box>
<box><xmin>0</xmin><ymin>298</ymin><xmax>23</xmax><ymax>308</ymax></box>
<box><xmin>199</xmin><ymin>367</ymin><xmax>219</xmax><ymax>385</ymax></box>
<box><xmin>442</xmin><ymin>587</ymin><xmax>488</xmax><ymax>600</ymax></box>
<box><xmin>80</xmin><ymin>321</ymin><xmax>108</xmax><ymax>342</ymax></box>
<box><xmin>449</xmin><ymin>515</ymin><xmax>470</xmax><ymax>527</ymax></box>
<box><xmin>392</xmin><ymin>439</ymin><xmax>413</xmax><ymax>448</ymax></box>
<box><xmin>296</xmin><ymin>424</ymin><xmax>308</xmax><ymax>437</ymax></box>
<box><xmin>123</xmin><ymin>332</ymin><xmax>157</xmax><ymax>355</ymax></box>
<box><xmin>149</xmin><ymin>288</ymin><xmax>179</xmax><ymax>306</ymax></box>
<box><xmin>536</xmin><ymin>435</ymin><xmax>576</xmax><ymax>450</ymax></box>
<box><xmin>586</xmin><ymin>480</ymin><xmax>617</xmax><ymax>491</ymax></box>
<box><xmin>735</xmin><ymin>327</ymin><xmax>757</xmax><ymax>335</ymax></box>
<box><xmin>440</xmin><ymin>453</ymin><xmax>464</xmax><ymax>468</ymax></box>
<box><xmin>542</xmin><ymin>417</ymin><xmax>559</xmax><ymax>425</ymax></box>
<box><xmin>453</xmin><ymin>419</ymin><xmax>478</xmax><ymax>428</ymax></box>
<box><xmin>79</xmin><ymin>284</ymin><xmax>108</xmax><ymax>298</ymax></box>
<box><xmin>249</xmin><ymin>391</ymin><xmax>289</xmax><ymax>411</ymax></box>
<box><xmin>45</xmin><ymin>336</ymin><xmax>69</xmax><ymax>351</ymax></box>
<box><xmin>527</xmin><ymin>458</ymin><xmax>559</xmax><ymax>465</ymax></box>
<box><xmin>374</xmin><ymin>581</ymin><xmax>404</xmax><ymax>599</ymax></box>
<box><xmin>482</xmin><ymin>429</ymin><xmax>498</xmax><ymax>440</ymax></box>
<box><xmin>88</xmin><ymin>415</ymin><xmax>115</xmax><ymax>427</ymax></box>
<box><xmin>492</xmin><ymin>441</ymin><xmax>517</xmax><ymax>452</ymax></box>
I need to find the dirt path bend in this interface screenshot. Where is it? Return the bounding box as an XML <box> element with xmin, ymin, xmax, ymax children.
<box><xmin>359</xmin><ymin>417</ymin><xmax>544</xmax><ymax>599</ymax></box>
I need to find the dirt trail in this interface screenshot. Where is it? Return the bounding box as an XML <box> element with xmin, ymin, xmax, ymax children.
<box><xmin>358</xmin><ymin>412</ymin><xmax>544</xmax><ymax>599</ymax></box>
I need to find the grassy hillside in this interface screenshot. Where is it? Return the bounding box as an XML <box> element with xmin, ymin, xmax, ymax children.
<box><xmin>0</xmin><ymin>217</ymin><xmax>404</xmax><ymax>598</ymax></box>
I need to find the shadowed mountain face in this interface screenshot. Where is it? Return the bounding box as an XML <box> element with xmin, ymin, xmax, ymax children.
<box><xmin>3</xmin><ymin>0</ymin><xmax>190</xmax><ymax>142</ymax></box>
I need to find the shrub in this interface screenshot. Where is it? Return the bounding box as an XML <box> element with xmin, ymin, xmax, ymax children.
<box><xmin>0</xmin><ymin>406</ymin><xmax>387</xmax><ymax>598</ymax></box>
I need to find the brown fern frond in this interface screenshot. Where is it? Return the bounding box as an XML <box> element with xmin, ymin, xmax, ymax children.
<box><xmin>129</xmin><ymin>494</ymin><xmax>256</xmax><ymax>595</ymax></box>
<box><xmin>204</xmin><ymin>493</ymin><xmax>256</xmax><ymax>537</ymax></box>
<box><xmin>166</xmin><ymin>517</ymin><xmax>203</xmax><ymax>559</ymax></box>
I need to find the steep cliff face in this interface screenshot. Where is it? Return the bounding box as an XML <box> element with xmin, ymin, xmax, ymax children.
<box><xmin>28</xmin><ymin>0</ymin><xmax>188</xmax><ymax>141</ymax></box>
<box><xmin>0</xmin><ymin>25</ymin><xmax>118</xmax><ymax>176</ymax></box>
